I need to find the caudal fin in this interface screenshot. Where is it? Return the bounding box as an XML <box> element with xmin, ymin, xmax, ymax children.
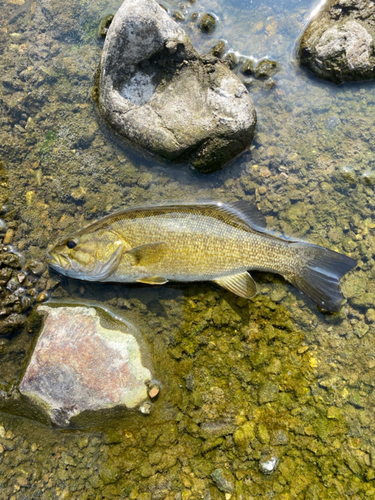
<box><xmin>288</xmin><ymin>243</ymin><xmax>357</xmax><ymax>312</ymax></box>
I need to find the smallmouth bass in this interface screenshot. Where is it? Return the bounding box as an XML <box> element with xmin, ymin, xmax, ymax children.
<box><xmin>46</xmin><ymin>201</ymin><xmax>356</xmax><ymax>311</ymax></box>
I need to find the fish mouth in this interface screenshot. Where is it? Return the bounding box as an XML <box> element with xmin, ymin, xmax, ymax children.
<box><xmin>46</xmin><ymin>251</ymin><xmax>71</xmax><ymax>271</ymax></box>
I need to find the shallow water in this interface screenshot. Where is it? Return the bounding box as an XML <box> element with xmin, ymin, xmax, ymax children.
<box><xmin>1</xmin><ymin>0</ymin><xmax>375</xmax><ymax>497</ymax></box>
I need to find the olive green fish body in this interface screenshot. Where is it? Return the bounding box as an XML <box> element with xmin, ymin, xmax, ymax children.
<box><xmin>47</xmin><ymin>202</ymin><xmax>356</xmax><ymax>311</ymax></box>
<box><xmin>104</xmin><ymin>213</ymin><xmax>295</xmax><ymax>282</ymax></box>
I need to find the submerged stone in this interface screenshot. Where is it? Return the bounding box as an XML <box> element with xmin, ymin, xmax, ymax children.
<box><xmin>0</xmin><ymin>161</ymin><xmax>8</xmax><ymax>208</ymax></box>
<box><xmin>96</xmin><ymin>0</ymin><xmax>256</xmax><ymax>173</ymax></box>
<box><xmin>211</xmin><ymin>40</ymin><xmax>226</xmax><ymax>58</ymax></box>
<box><xmin>259</xmin><ymin>456</ymin><xmax>279</xmax><ymax>474</ymax></box>
<box><xmin>200</xmin><ymin>13</ymin><xmax>216</xmax><ymax>34</ymax></box>
<box><xmin>0</xmin><ymin>313</ymin><xmax>26</xmax><ymax>337</ymax></box>
<box><xmin>211</xmin><ymin>468</ymin><xmax>234</xmax><ymax>493</ymax></box>
<box><xmin>19</xmin><ymin>304</ymin><xmax>153</xmax><ymax>426</ymax></box>
<box><xmin>254</xmin><ymin>58</ymin><xmax>278</xmax><ymax>78</ymax></box>
<box><xmin>98</xmin><ymin>15</ymin><xmax>114</xmax><ymax>38</ymax></box>
<box><xmin>299</xmin><ymin>0</ymin><xmax>375</xmax><ymax>83</ymax></box>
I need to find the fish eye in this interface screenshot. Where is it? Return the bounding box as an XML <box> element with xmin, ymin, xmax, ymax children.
<box><xmin>66</xmin><ymin>239</ymin><xmax>77</xmax><ymax>249</ymax></box>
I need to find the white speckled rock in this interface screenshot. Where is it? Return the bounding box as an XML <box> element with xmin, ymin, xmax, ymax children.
<box><xmin>97</xmin><ymin>0</ymin><xmax>256</xmax><ymax>172</ymax></box>
<box><xmin>19</xmin><ymin>305</ymin><xmax>152</xmax><ymax>426</ymax></box>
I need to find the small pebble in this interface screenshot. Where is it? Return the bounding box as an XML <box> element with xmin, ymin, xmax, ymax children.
<box><xmin>259</xmin><ymin>456</ymin><xmax>278</xmax><ymax>474</ymax></box>
<box><xmin>242</xmin><ymin>58</ymin><xmax>254</xmax><ymax>75</ymax></box>
<box><xmin>138</xmin><ymin>401</ymin><xmax>153</xmax><ymax>414</ymax></box>
<box><xmin>0</xmin><ymin>219</ymin><xmax>7</xmax><ymax>233</ymax></box>
<box><xmin>37</xmin><ymin>292</ymin><xmax>48</xmax><ymax>303</ymax></box>
<box><xmin>260</xmin><ymin>167</ymin><xmax>271</xmax><ymax>178</ymax></box>
<box><xmin>27</xmin><ymin>260</ymin><xmax>45</xmax><ymax>275</ymax></box>
<box><xmin>173</xmin><ymin>10</ymin><xmax>185</xmax><ymax>21</ymax></box>
<box><xmin>211</xmin><ymin>40</ymin><xmax>225</xmax><ymax>58</ymax></box>
<box><xmin>17</xmin><ymin>273</ymin><xmax>26</xmax><ymax>284</ymax></box>
<box><xmin>6</xmin><ymin>280</ymin><xmax>18</xmax><ymax>292</ymax></box>
<box><xmin>3</xmin><ymin>229</ymin><xmax>14</xmax><ymax>245</ymax></box>
<box><xmin>297</xmin><ymin>346</ymin><xmax>309</xmax><ymax>354</ymax></box>
<box><xmin>0</xmin><ymin>339</ymin><xmax>9</xmax><ymax>353</ymax></box>
<box><xmin>200</xmin><ymin>13</ymin><xmax>216</xmax><ymax>33</ymax></box>
<box><xmin>98</xmin><ymin>14</ymin><xmax>114</xmax><ymax>37</ymax></box>
<box><xmin>148</xmin><ymin>385</ymin><xmax>160</xmax><ymax>399</ymax></box>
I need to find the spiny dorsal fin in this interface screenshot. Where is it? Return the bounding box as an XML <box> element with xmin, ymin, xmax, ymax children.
<box><xmin>136</xmin><ymin>276</ymin><xmax>168</xmax><ymax>285</ymax></box>
<box><xmin>126</xmin><ymin>242</ymin><xmax>167</xmax><ymax>266</ymax></box>
<box><xmin>216</xmin><ymin>202</ymin><xmax>298</xmax><ymax>242</ymax></box>
<box><xmin>229</xmin><ymin>200</ymin><xmax>267</xmax><ymax>230</ymax></box>
<box><xmin>213</xmin><ymin>272</ymin><xmax>257</xmax><ymax>299</ymax></box>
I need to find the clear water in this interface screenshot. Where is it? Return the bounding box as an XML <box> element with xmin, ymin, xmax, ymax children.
<box><xmin>1</xmin><ymin>0</ymin><xmax>375</xmax><ymax>497</ymax></box>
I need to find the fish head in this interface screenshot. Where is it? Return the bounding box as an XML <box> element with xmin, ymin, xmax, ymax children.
<box><xmin>46</xmin><ymin>228</ymin><xmax>125</xmax><ymax>281</ymax></box>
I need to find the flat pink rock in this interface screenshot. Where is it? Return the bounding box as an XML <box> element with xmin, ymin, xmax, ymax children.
<box><xmin>19</xmin><ymin>305</ymin><xmax>152</xmax><ymax>426</ymax></box>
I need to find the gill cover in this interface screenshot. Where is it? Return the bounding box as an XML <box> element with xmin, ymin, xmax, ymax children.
<box><xmin>85</xmin><ymin>233</ymin><xmax>125</xmax><ymax>281</ymax></box>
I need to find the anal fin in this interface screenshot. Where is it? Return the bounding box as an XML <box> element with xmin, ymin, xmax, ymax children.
<box><xmin>213</xmin><ymin>272</ymin><xmax>257</xmax><ymax>299</ymax></box>
<box><xmin>136</xmin><ymin>276</ymin><xmax>168</xmax><ymax>285</ymax></box>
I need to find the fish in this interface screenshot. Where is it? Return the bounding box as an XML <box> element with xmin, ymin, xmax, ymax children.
<box><xmin>46</xmin><ymin>201</ymin><xmax>357</xmax><ymax>311</ymax></box>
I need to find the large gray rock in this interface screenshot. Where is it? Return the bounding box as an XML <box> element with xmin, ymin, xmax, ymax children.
<box><xmin>299</xmin><ymin>0</ymin><xmax>375</xmax><ymax>83</ymax></box>
<box><xmin>19</xmin><ymin>304</ymin><xmax>153</xmax><ymax>427</ymax></box>
<box><xmin>96</xmin><ymin>0</ymin><xmax>256</xmax><ymax>173</ymax></box>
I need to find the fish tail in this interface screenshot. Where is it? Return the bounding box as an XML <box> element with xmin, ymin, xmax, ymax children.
<box><xmin>286</xmin><ymin>243</ymin><xmax>356</xmax><ymax>312</ymax></box>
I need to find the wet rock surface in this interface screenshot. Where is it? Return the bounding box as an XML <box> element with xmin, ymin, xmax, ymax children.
<box><xmin>97</xmin><ymin>0</ymin><xmax>256</xmax><ymax>173</ymax></box>
<box><xmin>299</xmin><ymin>0</ymin><xmax>375</xmax><ymax>83</ymax></box>
<box><xmin>19</xmin><ymin>304</ymin><xmax>153</xmax><ymax>426</ymax></box>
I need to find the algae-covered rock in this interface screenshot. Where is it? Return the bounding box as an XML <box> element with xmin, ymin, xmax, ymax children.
<box><xmin>211</xmin><ymin>468</ymin><xmax>234</xmax><ymax>493</ymax></box>
<box><xmin>299</xmin><ymin>0</ymin><xmax>375</xmax><ymax>83</ymax></box>
<box><xmin>200</xmin><ymin>14</ymin><xmax>216</xmax><ymax>34</ymax></box>
<box><xmin>97</xmin><ymin>0</ymin><xmax>256</xmax><ymax>172</ymax></box>
<box><xmin>258</xmin><ymin>381</ymin><xmax>279</xmax><ymax>404</ymax></box>
<box><xmin>234</xmin><ymin>420</ymin><xmax>255</xmax><ymax>451</ymax></box>
<box><xmin>0</xmin><ymin>161</ymin><xmax>9</xmax><ymax>208</ymax></box>
<box><xmin>19</xmin><ymin>304</ymin><xmax>153</xmax><ymax>426</ymax></box>
<box><xmin>98</xmin><ymin>15</ymin><xmax>114</xmax><ymax>38</ymax></box>
<box><xmin>254</xmin><ymin>58</ymin><xmax>278</xmax><ymax>78</ymax></box>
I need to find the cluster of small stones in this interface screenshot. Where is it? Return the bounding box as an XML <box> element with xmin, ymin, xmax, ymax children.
<box><xmin>1</xmin><ymin>290</ymin><xmax>375</xmax><ymax>498</ymax></box>
<box><xmin>0</xmin><ymin>241</ymin><xmax>56</xmax><ymax>334</ymax></box>
<box><xmin>164</xmin><ymin>0</ymin><xmax>281</xmax><ymax>89</ymax></box>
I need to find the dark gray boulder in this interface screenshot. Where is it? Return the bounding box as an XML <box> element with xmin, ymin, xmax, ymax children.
<box><xmin>96</xmin><ymin>0</ymin><xmax>256</xmax><ymax>173</ymax></box>
<box><xmin>299</xmin><ymin>0</ymin><xmax>375</xmax><ymax>84</ymax></box>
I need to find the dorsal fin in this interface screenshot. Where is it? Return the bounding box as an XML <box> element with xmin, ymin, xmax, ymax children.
<box><xmin>229</xmin><ymin>200</ymin><xmax>267</xmax><ymax>230</ymax></box>
<box><xmin>212</xmin><ymin>201</ymin><xmax>301</xmax><ymax>243</ymax></box>
<box><xmin>73</xmin><ymin>200</ymin><xmax>288</xmax><ymax>241</ymax></box>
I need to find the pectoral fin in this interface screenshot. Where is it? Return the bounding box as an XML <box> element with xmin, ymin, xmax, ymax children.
<box><xmin>136</xmin><ymin>276</ymin><xmax>168</xmax><ymax>285</ymax></box>
<box><xmin>126</xmin><ymin>242</ymin><xmax>167</xmax><ymax>266</ymax></box>
<box><xmin>213</xmin><ymin>272</ymin><xmax>257</xmax><ymax>299</ymax></box>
